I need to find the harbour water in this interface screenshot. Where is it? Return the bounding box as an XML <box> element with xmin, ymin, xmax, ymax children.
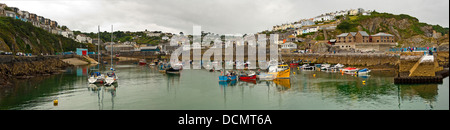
<box><xmin>0</xmin><ymin>62</ymin><xmax>448</xmax><ymax>110</ymax></box>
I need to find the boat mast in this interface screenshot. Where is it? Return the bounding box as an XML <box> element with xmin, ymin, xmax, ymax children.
<box><xmin>111</xmin><ymin>25</ymin><xmax>113</xmax><ymax>69</ymax></box>
<box><xmin>98</xmin><ymin>25</ymin><xmax>100</xmax><ymax>64</ymax></box>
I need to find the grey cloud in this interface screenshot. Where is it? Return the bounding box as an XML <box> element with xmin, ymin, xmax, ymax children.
<box><xmin>2</xmin><ymin>0</ymin><xmax>448</xmax><ymax>34</ymax></box>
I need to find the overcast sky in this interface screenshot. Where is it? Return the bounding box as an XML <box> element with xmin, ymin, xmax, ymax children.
<box><xmin>3</xmin><ymin>0</ymin><xmax>449</xmax><ymax>35</ymax></box>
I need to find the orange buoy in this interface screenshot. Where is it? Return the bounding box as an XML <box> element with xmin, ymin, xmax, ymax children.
<box><xmin>53</xmin><ymin>100</ymin><xmax>58</xmax><ymax>106</ymax></box>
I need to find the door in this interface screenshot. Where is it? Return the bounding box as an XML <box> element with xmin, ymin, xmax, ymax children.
<box><xmin>82</xmin><ymin>50</ymin><xmax>87</xmax><ymax>56</ymax></box>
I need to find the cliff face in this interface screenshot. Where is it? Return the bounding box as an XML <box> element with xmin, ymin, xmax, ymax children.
<box><xmin>0</xmin><ymin>56</ymin><xmax>72</xmax><ymax>87</ymax></box>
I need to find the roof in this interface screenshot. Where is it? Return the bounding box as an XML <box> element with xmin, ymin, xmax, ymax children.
<box><xmin>372</xmin><ymin>32</ymin><xmax>394</xmax><ymax>37</ymax></box>
<box><xmin>140</xmin><ymin>46</ymin><xmax>158</xmax><ymax>49</ymax></box>
<box><xmin>337</xmin><ymin>33</ymin><xmax>349</xmax><ymax>37</ymax></box>
<box><xmin>358</xmin><ymin>31</ymin><xmax>369</xmax><ymax>36</ymax></box>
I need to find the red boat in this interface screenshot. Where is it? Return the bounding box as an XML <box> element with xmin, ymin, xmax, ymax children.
<box><xmin>239</xmin><ymin>75</ymin><xmax>256</xmax><ymax>80</ymax></box>
<box><xmin>139</xmin><ymin>59</ymin><xmax>147</xmax><ymax>65</ymax></box>
<box><xmin>290</xmin><ymin>63</ymin><xmax>299</xmax><ymax>66</ymax></box>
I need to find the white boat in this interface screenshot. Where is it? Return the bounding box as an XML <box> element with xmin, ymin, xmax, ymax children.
<box><xmin>320</xmin><ymin>64</ymin><xmax>331</xmax><ymax>70</ymax></box>
<box><xmin>257</xmin><ymin>73</ymin><xmax>276</xmax><ymax>80</ymax></box>
<box><xmin>88</xmin><ymin>72</ymin><xmax>105</xmax><ymax>84</ymax></box>
<box><xmin>302</xmin><ymin>64</ymin><xmax>315</xmax><ymax>71</ymax></box>
<box><xmin>334</xmin><ymin>63</ymin><xmax>344</xmax><ymax>68</ymax></box>
<box><xmin>105</xmin><ymin>25</ymin><xmax>118</xmax><ymax>86</ymax></box>
<box><xmin>105</xmin><ymin>68</ymin><xmax>118</xmax><ymax>86</ymax></box>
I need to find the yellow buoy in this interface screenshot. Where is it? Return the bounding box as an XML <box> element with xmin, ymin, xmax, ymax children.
<box><xmin>313</xmin><ymin>74</ymin><xmax>316</xmax><ymax>77</ymax></box>
<box><xmin>293</xmin><ymin>72</ymin><xmax>296</xmax><ymax>74</ymax></box>
<box><xmin>53</xmin><ymin>100</ymin><xmax>58</xmax><ymax>106</ymax></box>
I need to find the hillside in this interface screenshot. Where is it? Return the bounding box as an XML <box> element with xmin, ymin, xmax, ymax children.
<box><xmin>335</xmin><ymin>11</ymin><xmax>449</xmax><ymax>47</ymax></box>
<box><xmin>0</xmin><ymin>17</ymin><xmax>87</xmax><ymax>54</ymax></box>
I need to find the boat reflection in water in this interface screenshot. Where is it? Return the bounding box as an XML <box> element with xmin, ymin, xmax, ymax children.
<box><xmin>87</xmin><ymin>83</ymin><xmax>118</xmax><ymax>110</ymax></box>
<box><xmin>218</xmin><ymin>80</ymin><xmax>237</xmax><ymax>88</ymax></box>
<box><xmin>273</xmin><ymin>78</ymin><xmax>291</xmax><ymax>91</ymax></box>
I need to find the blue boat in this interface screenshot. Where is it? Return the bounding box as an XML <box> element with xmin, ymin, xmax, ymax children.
<box><xmin>357</xmin><ymin>68</ymin><xmax>371</xmax><ymax>75</ymax></box>
<box><xmin>219</xmin><ymin>75</ymin><xmax>237</xmax><ymax>81</ymax></box>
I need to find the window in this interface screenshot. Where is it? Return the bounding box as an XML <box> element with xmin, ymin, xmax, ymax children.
<box><xmin>377</xmin><ymin>40</ymin><xmax>379</xmax><ymax>42</ymax></box>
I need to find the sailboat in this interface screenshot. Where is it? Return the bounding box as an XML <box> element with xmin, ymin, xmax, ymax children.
<box><xmin>105</xmin><ymin>25</ymin><xmax>118</xmax><ymax>86</ymax></box>
<box><xmin>88</xmin><ymin>26</ymin><xmax>105</xmax><ymax>84</ymax></box>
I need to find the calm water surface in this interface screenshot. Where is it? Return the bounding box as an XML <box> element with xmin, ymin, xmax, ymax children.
<box><xmin>0</xmin><ymin>63</ymin><xmax>448</xmax><ymax>110</ymax></box>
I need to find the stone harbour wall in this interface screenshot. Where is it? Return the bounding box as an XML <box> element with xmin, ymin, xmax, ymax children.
<box><xmin>282</xmin><ymin>53</ymin><xmax>400</xmax><ymax>68</ymax></box>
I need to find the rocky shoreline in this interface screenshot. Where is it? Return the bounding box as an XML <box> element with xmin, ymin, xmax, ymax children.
<box><xmin>0</xmin><ymin>55</ymin><xmax>72</xmax><ymax>87</ymax></box>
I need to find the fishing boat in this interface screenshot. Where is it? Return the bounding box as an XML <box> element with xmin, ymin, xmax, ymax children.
<box><xmin>275</xmin><ymin>65</ymin><xmax>290</xmax><ymax>79</ymax></box>
<box><xmin>342</xmin><ymin>67</ymin><xmax>359</xmax><ymax>74</ymax></box>
<box><xmin>239</xmin><ymin>71</ymin><xmax>256</xmax><ymax>80</ymax></box>
<box><xmin>219</xmin><ymin>71</ymin><xmax>238</xmax><ymax>81</ymax></box>
<box><xmin>267</xmin><ymin>64</ymin><xmax>290</xmax><ymax>79</ymax></box>
<box><xmin>139</xmin><ymin>59</ymin><xmax>147</xmax><ymax>65</ymax></box>
<box><xmin>357</xmin><ymin>68</ymin><xmax>371</xmax><ymax>75</ymax></box>
<box><xmin>239</xmin><ymin>75</ymin><xmax>256</xmax><ymax>80</ymax></box>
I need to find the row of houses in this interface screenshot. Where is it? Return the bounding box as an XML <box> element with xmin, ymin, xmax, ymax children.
<box><xmin>272</xmin><ymin>8</ymin><xmax>372</xmax><ymax>32</ymax></box>
<box><xmin>334</xmin><ymin>31</ymin><xmax>396</xmax><ymax>51</ymax></box>
<box><xmin>0</xmin><ymin>3</ymin><xmax>77</xmax><ymax>41</ymax></box>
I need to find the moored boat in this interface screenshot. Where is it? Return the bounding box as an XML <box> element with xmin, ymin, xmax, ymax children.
<box><xmin>302</xmin><ymin>64</ymin><xmax>315</xmax><ymax>71</ymax></box>
<box><xmin>139</xmin><ymin>59</ymin><xmax>147</xmax><ymax>65</ymax></box>
<box><xmin>342</xmin><ymin>67</ymin><xmax>359</xmax><ymax>74</ymax></box>
<box><xmin>104</xmin><ymin>69</ymin><xmax>118</xmax><ymax>86</ymax></box>
<box><xmin>357</xmin><ymin>68</ymin><xmax>371</xmax><ymax>75</ymax></box>
<box><xmin>219</xmin><ymin>71</ymin><xmax>238</xmax><ymax>81</ymax></box>
<box><xmin>239</xmin><ymin>75</ymin><xmax>256</xmax><ymax>80</ymax></box>
<box><xmin>88</xmin><ymin>72</ymin><xmax>104</xmax><ymax>84</ymax></box>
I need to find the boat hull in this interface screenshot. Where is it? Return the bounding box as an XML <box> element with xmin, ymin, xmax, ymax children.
<box><xmin>166</xmin><ymin>68</ymin><xmax>181</xmax><ymax>74</ymax></box>
<box><xmin>276</xmin><ymin>68</ymin><xmax>290</xmax><ymax>79</ymax></box>
<box><xmin>239</xmin><ymin>75</ymin><xmax>256</xmax><ymax>80</ymax></box>
<box><xmin>257</xmin><ymin>73</ymin><xmax>276</xmax><ymax>80</ymax></box>
<box><xmin>219</xmin><ymin>75</ymin><xmax>237</xmax><ymax>81</ymax></box>
<box><xmin>104</xmin><ymin>77</ymin><xmax>117</xmax><ymax>86</ymax></box>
